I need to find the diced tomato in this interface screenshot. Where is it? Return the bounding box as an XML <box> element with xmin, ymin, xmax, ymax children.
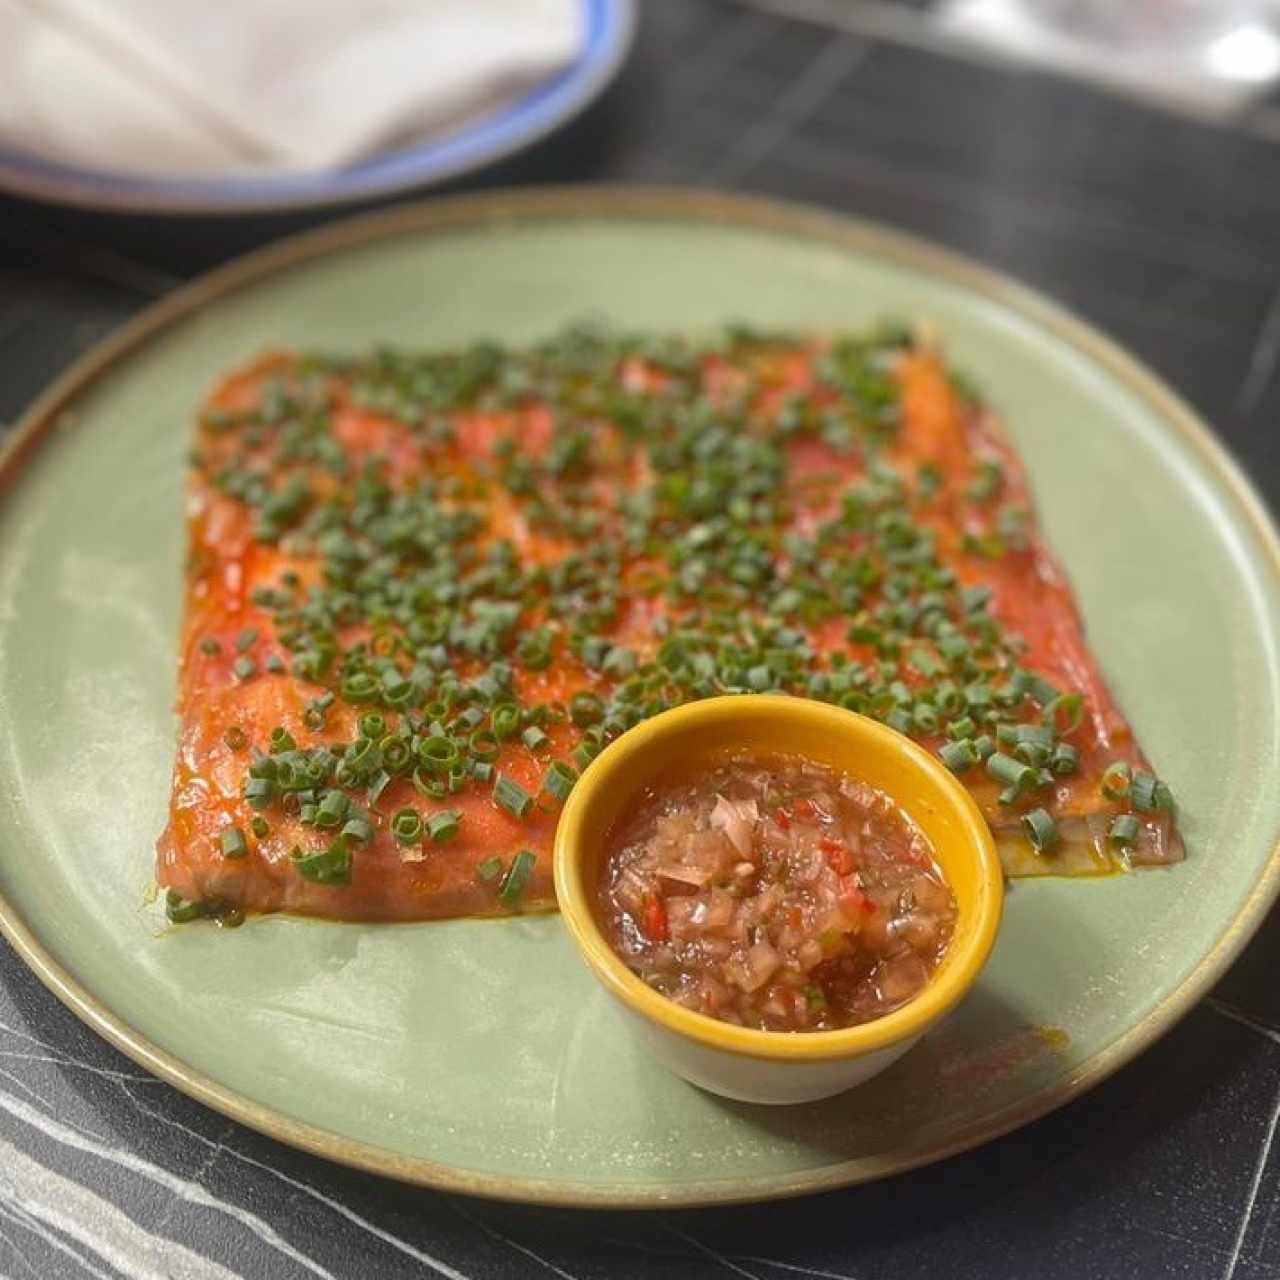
<box><xmin>837</xmin><ymin>879</ymin><xmax>874</xmax><ymax>918</ymax></box>
<box><xmin>641</xmin><ymin>892</ymin><xmax>669</xmax><ymax>943</ymax></box>
<box><xmin>787</xmin><ymin>905</ymin><xmax>803</xmax><ymax>930</ymax></box>
<box><xmin>820</xmin><ymin>836</ymin><xmax>855</xmax><ymax>875</ymax></box>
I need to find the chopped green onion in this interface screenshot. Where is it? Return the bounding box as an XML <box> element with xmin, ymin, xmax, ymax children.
<box><xmin>292</xmin><ymin>837</ymin><xmax>352</xmax><ymax>886</ymax></box>
<box><xmin>244</xmin><ymin>777</ymin><xmax>274</xmax><ymax>810</ymax></box>
<box><xmin>494</xmin><ymin>774</ymin><xmax>533</xmax><ymax>819</ymax></box>
<box><xmin>358</xmin><ymin>712</ymin><xmax>387</xmax><ymax>740</ymax></box>
<box><xmin>367</xmin><ymin>769</ymin><xmax>393</xmax><ymax>807</ymax></box>
<box><xmin>165</xmin><ymin>889</ymin><xmax>205</xmax><ymax>924</ymax></box>
<box><xmin>476</xmin><ymin>855</ymin><xmax>504</xmax><ymax>883</ymax></box>
<box><xmin>913</xmin><ymin>703</ymin><xmax>940</xmax><ymax>734</ymax></box>
<box><xmin>342</xmin><ymin>815</ymin><xmax>374</xmax><ymax>844</ymax></box>
<box><xmin>250</xmin><ymin>816</ymin><xmax>270</xmax><ymax>839</ymax></box>
<box><xmin>314</xmin><ymin>789</ymin><xmax>350</xmax><ymax>829</ymax></box>
<box><xmin>426</xmin><ymin>809</ymin><xmax>461</xmax><ymax>843</ymax></box>
<box><xmin>199</xmin><ymin>637</ymin><xmax>221</xmax><ymax>656</ymax></box>
<box><xmin>939</xmin><ymin>740</ymin><xmax>978</xmax><ymax>773</ymax></box>
<box><xmin>1042</xmin><ymin>693</ymin><xmax>1084</xmax><ymax>734</ymax></box>
<box><xmin>341</xmin><ymin>672</ymin><xmax>379</xmax><ymax>703</ymax></box>
<box><xmin>417</xmin><ymin>735</ymin><xmax>459</xmax><ymax>773</ymax></box>
<box><xmin>522</xmin><ymin>725</ymin><xmax>551</xmax><ymax>752</ymax></box>
<box><xmin>232</xmin><ymin>655</ymin><xmax>257</xmax><ymax>680</ymax></box>
<box><xmin>498</xmin><ymin>849</ymin><xmax>537</xmax><ymax>907</ymax></box>
<box><xmin>1027</xmin><ymin>675</ymin><xmax>1060</xmax><ymax>706</ymax></box>
<box><xmin>885</xmin><ymin>706</ymin><xmax>913</xmax><ymax>736</ymax></box>
<box><xmin>235</xmin><ymin>627</ymin><xmax>259</xmax><ymax>653</ymax></box>
<box><xmin>570</xmin><ymin>691</ymin><xmax>604</xmax><ymax>727</ymax></box>
<box><xmin>1108</xmin><ymin>814</ymin><xmax>1140</xmax><ymax>849</ymax></box>
<box><xmin>1021</xmin><ymin>808</ymin><xmax>1059</xmax><ymax>853</ymax></box>
<box><xmin>986</xmin><ymin>751</ymin><xmax>1035</xmax><ymax>800</ymax></box>
<box><xmin>1101</xmin><ymin>761</ymin><xmax>1132</xmax><ymax>801</ymax></box>
<box><xmin>542</xmin><ymin>760</ymin><xmax>578</xmax><ymax>802</ymax></box>
<box><xmin>220</xmin><ymin>827</ymin><xmax>248</xmax><ymax>859</ymax></box>
<box><xmin>391</xmin><ymin>808</ymin><xmax>424</xmax><ymax>844</ymax></box>
<box><xmin>491</xmin><ymin>703</ymin><xmax>521</xmax><ymax>739</ymax></box>
<box><xmin>1131</xmin><ymin>770</ymin><xmax>1174</xmax><ymax>814</ymax></box>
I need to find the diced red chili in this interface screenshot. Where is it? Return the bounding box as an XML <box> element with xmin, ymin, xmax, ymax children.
<box><xmin>641</xmin><ymin>892</ymin><xmax>668</xmax><ymax>943</ymax></box>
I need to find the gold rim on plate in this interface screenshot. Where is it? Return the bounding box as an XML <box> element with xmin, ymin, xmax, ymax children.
<box><xmin>0</xmin><ymin>186</ymin><xmax>1277</xmax><ymax>1207</ymax></box>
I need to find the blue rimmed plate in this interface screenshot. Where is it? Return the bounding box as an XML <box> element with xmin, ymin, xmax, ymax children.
<box><xmin>0</xmin><ymin>0</ymin><xmax>635</xmax><ymax>214</ymax></box>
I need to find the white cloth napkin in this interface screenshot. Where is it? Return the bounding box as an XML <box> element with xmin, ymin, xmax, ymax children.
<box><xmin>0</xmin><ymin>0</ymin><xmax>583</xmax><ymax>176</ymax></box>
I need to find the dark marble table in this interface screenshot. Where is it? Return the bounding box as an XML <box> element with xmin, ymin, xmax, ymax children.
<box><xmin>2</xmin><ymin>2</ymin><xmax>1278</xmax><ymax>1277</ymax></box>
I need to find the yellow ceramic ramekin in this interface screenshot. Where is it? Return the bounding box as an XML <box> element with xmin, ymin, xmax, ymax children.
<box><xmin>554</xmin><ymin>695</ymin><xmax>1004</xmax><ymax>1104</ymax></box>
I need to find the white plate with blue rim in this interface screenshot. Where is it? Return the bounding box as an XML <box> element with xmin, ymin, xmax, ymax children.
<box><xmin>0</xmin><ymin>0</ymin><xmax>635</xmax><ymax>215</ymax></box>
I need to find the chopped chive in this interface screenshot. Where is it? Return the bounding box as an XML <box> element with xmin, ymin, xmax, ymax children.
<box><xmin>426</xmin><ymin>809</ymin><xmax>461</xmax><ymax>843</ymax></box>
<box><xmin>232</xmin><ymin>655</ymin><xmax>257</xmax><ymax>680</ymax></box>
<box><xmin>498</xmin><ymin>849</ymin><xmax>537</xmax><ymax>908</ymax></box>
<box><xmin>220</xmin><ymin>827</ymin><xmax>248</xmax><ymax>859</ymax></box>
<box><xmin>1021</xmin><ymin>807</ymin><xmax>1059</xmax><ymax>852</ymax></box>
<box><xmin>235</xmin><ymin>627</ymin><xmax>259</xmax><ymax>653</ymax></box>
<box><xmin>494</xmin><ymin>774</ymin><xmax>533</xmax><ymax>819</ymax></box>
<box><xmin>199</xmin><ymin>636</ymin><xmax>222</xmax><ymax>656</ymax></box>
<box><xmin>1050</xmin><ymin>742</ymin><xmax>1079</xmax><ymax>775</ymax></box>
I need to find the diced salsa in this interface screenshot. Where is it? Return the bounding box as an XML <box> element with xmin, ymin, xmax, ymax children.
<box><xmin>597</xmin><ymin>753</ymin><xmax>958</xmax><ymax>1032</ymax></box>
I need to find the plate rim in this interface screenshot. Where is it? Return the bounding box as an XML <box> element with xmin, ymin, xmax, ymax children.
<box><xmin>1</xmin><ymin>185</ymin><xmax>1277</xmax><ymax>1208</ymax></box>
<box><xmin>0</xmin><ymin>0</ymin><xmax>636</xmax><ymax>214</ymax></box>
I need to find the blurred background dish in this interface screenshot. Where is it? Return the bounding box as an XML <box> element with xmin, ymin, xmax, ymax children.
<box><xmin>0</xmin><ymin>0</ymin><xmax>635</xmax><ymax>213</ymax></box>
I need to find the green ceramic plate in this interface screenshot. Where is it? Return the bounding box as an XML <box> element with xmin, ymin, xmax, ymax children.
<box><xmin>1</xmin><ymin>189</ymin><xmax>1277</xmax><ymax>1207</ymax></box>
